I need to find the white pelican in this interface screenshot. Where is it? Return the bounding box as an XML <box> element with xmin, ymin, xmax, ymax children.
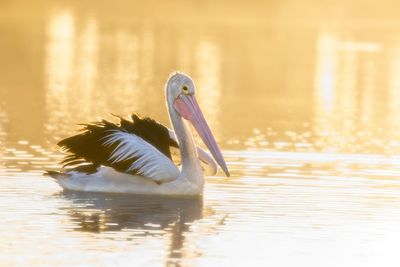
<box><xmin>46</xmin><ymin>72</ymin><xmax>229</xmax><ymax>196</ymax></box>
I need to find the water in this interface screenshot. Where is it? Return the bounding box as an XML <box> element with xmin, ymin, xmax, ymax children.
<box><xmin>1</xmin><ymin>1</ymin><xmax>400</xmax><ymax>266</ymax></box>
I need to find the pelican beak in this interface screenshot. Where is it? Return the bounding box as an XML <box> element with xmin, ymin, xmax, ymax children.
<box><xmin>174</xmin><ymin>94</ymin><xmax>230</xmax><ymax>177</ymax></box>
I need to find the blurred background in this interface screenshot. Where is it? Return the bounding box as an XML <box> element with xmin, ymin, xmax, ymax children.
<box><xmin>1</xmin><ymin>1</ymin><xmax>400</xmax><ymax>266</ymax></box>
<box><xmin>2</xmin><ymin>0</ymin><xmax>400</xmax><ymax>153</ymax></box>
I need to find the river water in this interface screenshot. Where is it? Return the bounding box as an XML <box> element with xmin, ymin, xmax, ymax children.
<box><xmin>1</xmin><ymin>1</ymin><xmax>400</xmax><ymax>266</ymax></box>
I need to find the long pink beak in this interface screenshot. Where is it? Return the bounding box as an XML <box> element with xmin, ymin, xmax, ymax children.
<box><xmin>174</xmin><ymin>94</ymin><xmax>230</xmax><ymax>177</ymax></box>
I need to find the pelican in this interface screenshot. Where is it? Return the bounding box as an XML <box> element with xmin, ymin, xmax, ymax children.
<box><xmin>46</xmin><ymin>72</ymin><xmax>229</xmax><ymax>196</ymax></box>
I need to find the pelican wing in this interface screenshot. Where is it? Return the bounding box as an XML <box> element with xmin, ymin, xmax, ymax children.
<box><xmin>58</xmin><ymin>114</ymin><xmax>180</xmax><ymax>183</ymax></box>
<box><xmin>101</xmin><ymin>131</ymin><xmax>179</xmax><ymax>182</ymax></box>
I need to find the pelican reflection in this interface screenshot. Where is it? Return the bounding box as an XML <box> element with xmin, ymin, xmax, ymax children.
<box><xmin>62</xmin><ymin>191</ymin><xmax>203</xmax><ymax>233</ymax></box>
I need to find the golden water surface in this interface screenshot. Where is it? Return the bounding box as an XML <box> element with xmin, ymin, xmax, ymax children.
<box><xmin>1</xmin><ymin>1</ymin><xmax>400</xmax><ymax>266</ymax></box>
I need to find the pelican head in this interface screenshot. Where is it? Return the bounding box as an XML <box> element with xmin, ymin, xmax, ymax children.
<box><xmin>166</xmin><ymin>72</ymin><xmax>230</xmax><ymax>177</ymax></box>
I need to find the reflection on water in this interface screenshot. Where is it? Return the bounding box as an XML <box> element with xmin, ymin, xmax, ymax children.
<box><xmin>313</xmin><ymin>31</ymin><xmax>400</xmax><ymax>154</ymax></box>
<box><xmin>388</xmin><ymin>40</ymin><xmax>400</xmax><ymax>143</ymax></box>
<box><xmin>1</xmin><ymin>0</ymin><xmax>400</xmax><ymax>266</ymax></box>
<box><xmin>63</xmin><ymin>192</ymin><xmax>203</xmax><ymax>265</ymax></box>
<box><xmin>63</xmin><ymin>192</ymin><xmax>203</xmax><ymax>233</ymax></box>
<box><xmin>2</xmin><ymin>149</ymin><xmax>399</xmax><ymax>266</ymax></box>
<box><xmin>45</xmin><ymin>8</ymin><xmax>76</xmax><ymax>138</ymax></box>
<box><xmin>195</xmin><ymin>40</ymin><xmax>221</xmax><ymax>123</ymax></box>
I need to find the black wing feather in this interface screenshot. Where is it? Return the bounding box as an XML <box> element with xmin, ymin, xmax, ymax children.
<box><xmin>58</xmin><ymin>113</ymin><xmax>178</xmax><ymax>175</ymax></box>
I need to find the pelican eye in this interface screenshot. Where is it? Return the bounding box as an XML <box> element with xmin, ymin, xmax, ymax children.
<box><xmin>182</xmin><ymin>85</ymin><xmax>189</xmax><ymax>95</ymax></box>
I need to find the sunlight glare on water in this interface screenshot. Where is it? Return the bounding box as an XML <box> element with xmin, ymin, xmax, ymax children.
<box><xmin>1</xmin><ymin>0</ymin><xmax>400</xmax><ymax>266</ymax></box>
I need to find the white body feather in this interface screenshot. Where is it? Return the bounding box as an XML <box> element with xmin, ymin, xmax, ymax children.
<box><xmin>55</xmin><ymin>166</ymin><xmax>203</xmax><ymax>196</ymax></box>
